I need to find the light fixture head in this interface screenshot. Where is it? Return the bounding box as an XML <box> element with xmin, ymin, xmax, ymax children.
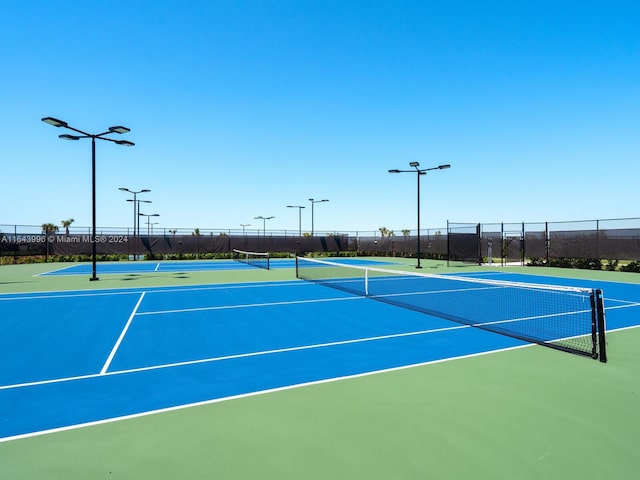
<box><xmin>42</xmin><ymin>117</ymin><xmax>67</xmax><ymax>128</ymax></box>
<box><xmin>109</xmin><ymin>126</ymin><xmax>130</xmax><ymax>134</ymax></box>
<box><xmin>409</xmin><ymin>161</ymin><xmax>420</xmax><ymax>167</ymax></box>
<box><xmin>59</xmin><ymin>134</ymin><xmax>80</xmax><ymax>141</ymax></box>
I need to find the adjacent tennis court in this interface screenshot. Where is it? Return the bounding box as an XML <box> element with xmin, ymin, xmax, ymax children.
<box><xmin>1</xmin><ymin>260</ymin><xmax>640</xmax><ymax>479</ymax></box>
<box><xmin>37</xmin><ymin>259</ymin><xmax>293</xmax><ymax>276</ymax></box>
<box><xmin>36</xmin><ymin>257</ymin><xmax>396</xmax><ymax>276</ymax></box>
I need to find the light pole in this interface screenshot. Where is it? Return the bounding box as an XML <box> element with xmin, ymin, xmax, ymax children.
<box><xmin>240</xmin><ymin>224</ymin><xmax>251</xmax><ymax>237</ymax></box>
<box><xmin>129</xmin><ymin>199</ymin><xmax>151</xmax><ymax>259</ymax></box>
<box><xmin>42</xmin><ymin>116</ymin><xmax>134</xmax><ymax>281</ymax></box>
<box><xmin>254</xmin><ymin>216</ymin><xmax>274</xmax><ymax>236</ymax></box>
<box><xmin>139</xmin><ymin>213</ymin><xmax>160</xmax><ymax>236</ymax></box>
<box><xmin>388</xmin><ymin>163</ymin><xmax>450</xmax><ymax>268</ymax></box>
<box><xmin>308</xmin><ymin>198</ymin><xmax>329</xmax><ymax>236</ymax></box>
<box><xmin>134</xmin><ymin>200</ymin><xmax>152</xmax><ymax>238</ymax></box>
<box><xmin>286</xmin><ymin>205</ymin><xmax>305</xmax><ymax>236</ymax></box>
<box><xmin>119</xmin><ymin>188</ymin><xmax>150</xmax><ymax>260</ymax></box>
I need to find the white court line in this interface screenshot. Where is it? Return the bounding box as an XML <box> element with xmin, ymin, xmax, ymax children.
<box><xmin>32</xmin><ymin>265</ymin><xmax>78</xmax><ymax>277</ymax></box>
<box><xmin>0</xmin><ymin>290</ymin><xmax>144</xmax><ymax>302</ymax></box>
<box><xmin>0</xmin><ymin>320</ymin><xmax>469</xmax><ymax>391</ymax></box>
<box><xmin>154</xmin><ymin>263</ymin><xmax>161</xmax><ymax>271</ymax></box>
<box><xmin>100</xmin><ymin>292</ymin><xmax>146</xmax><ymax>374</ymax></box>
<box><xmin>604</xmin><ymin>302</ymin><xmax>640</xmax><ymax>311</ymax></box>
<box><xmin>0</xmin><ymin>278</ymin><xmax>314</xmax><ymax>301</ymax></box>
<box><xmin>0</xmin><ymin>342</ymin><xmax>535</xmax><ymax>444</ymax></box>
<box><xmin>136</xmin><ymin>295</ymin><xmax>364</xmax><ymax>316</ymax></box>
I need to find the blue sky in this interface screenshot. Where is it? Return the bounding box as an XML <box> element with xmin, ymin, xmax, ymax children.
<box><xmin>2</xmin><ymin>1</ymin><xmax>638</xmax><ymax>235</ymax></box>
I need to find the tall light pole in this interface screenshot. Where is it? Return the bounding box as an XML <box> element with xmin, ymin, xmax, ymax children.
<box><xmin>240</xmin><ymin>224</ymin><xmax>251</xmax><ymax>237</ymax></box>
<box><xmin>388</xmin><ymin>163</ymin><xmax>450</xmax><ymax>268</ymax></box>
<box><xmin>42</xmin><ymin>116</ymin><xmax>134</xmax><ymax>281</ymax></box>
<box><xmin>139</xmin><ymin>213</ymin><xmax>160</xmax><ymax>236</ymax></box>
<box><xmin>134</xmin><ymin>200</ymin><xmax>152</xmax><ymax>238</ymax></box>
<box><xmin>129</xmin><ymin>199</ymin><xmax>151</xmax><ymax>259</ymax></box>
<box><xmin>308</xmin><ymin>198</ymin><xmax>329</xmax><ymax>236</ymax></box>
<box><xmin>286</xmin><ymin>205</ymin><xmax>305</xmax><ymax>236</ymax></box>
<box><xmin>119</xmin><ymin>188</ymin><xmax>150</xmax><ymax>260</ymax></box>
<box><xmin>254</xmin><ymin>216</ymin><xmax>274</xmax><ymax>236</ymax></box>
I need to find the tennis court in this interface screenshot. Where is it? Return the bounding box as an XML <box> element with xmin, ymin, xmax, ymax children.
<box><xmin>37</xmin><ymin>259</ymin><xmax>293</xmax><ymax>276</ymax></box>
<box><xmin>1</xmin><ymin>260</ymin><xmax>639</xmax><ymax>479</ymax></box>
<box><xmin>37</xmin><ymin>257</ymin><xmax>396</xmax><ymax>276</ymax></box>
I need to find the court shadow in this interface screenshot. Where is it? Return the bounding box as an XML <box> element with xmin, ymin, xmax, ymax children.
<box><xmin>121</xmin><ymin>274</ymin><xmax>143</xmax><ymax>281</ymax></box>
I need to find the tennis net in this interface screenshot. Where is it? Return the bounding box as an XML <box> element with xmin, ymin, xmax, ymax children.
<box><xmin>232</xmin><ymin>249</ymin><xmax>270</xmax><ymax>270</ymax></box>
<box><xmin>296</xmin><ymin>257</ymin><xmax>607</xmax><ymax>362</ymax></box>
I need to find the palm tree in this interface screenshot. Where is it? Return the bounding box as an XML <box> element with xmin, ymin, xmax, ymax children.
<box><xmin>41</xmin><ymin>223</ymin><xmax>59</xmax><ymax>235</ymax></box>
<box><xmin>61</xmin><ymin>218</ymin><xmax>74</xmax><ymax>235</ymax></box>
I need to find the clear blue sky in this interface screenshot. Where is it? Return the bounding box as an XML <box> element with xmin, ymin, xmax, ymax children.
<box><xmin>2</xmin><ymin>0</ymin><xmax>638</xmax><ymax>235</ymax></box>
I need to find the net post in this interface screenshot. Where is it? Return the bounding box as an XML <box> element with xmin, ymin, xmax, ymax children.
<box><xmin>596</xmin><ymin>289</ymin><xmax>607</xmax><ymax>363</ymax></box>
<box><xmin>589</xmin><ymin>291</ymin><xmax>598</xmax><ymax>359</ymax></box>
<box><xmin>295</xmin><ymin>256</ymin><xmax>299</xmax><ymax>278</ymax></box>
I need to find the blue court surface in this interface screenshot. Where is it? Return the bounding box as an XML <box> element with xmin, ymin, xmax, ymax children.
<box><xmin>37</xmin><ymin>258</ymin><xmax>396</xmax><ymax>276</ymax></box>
<box><xmin>1</xmin><ymin>272</ymin><xmax>639</xmax><ymax>442</ymax></box>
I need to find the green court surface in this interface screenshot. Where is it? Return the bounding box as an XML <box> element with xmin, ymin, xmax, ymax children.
<box><xmin>1</xmin><ymin>259</ymin><xmax>639</xmax><ymax>479</ymax></box>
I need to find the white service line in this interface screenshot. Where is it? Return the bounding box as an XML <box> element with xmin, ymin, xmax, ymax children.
<box><xmin>100</xmin><ymin>292</ymin><xmax>146</xmax><ymax>374</ymax></box>
<box><xmin>1</xmin><ymin>320</ymin><xmax>469</xmax><ymax>391</ymax></box>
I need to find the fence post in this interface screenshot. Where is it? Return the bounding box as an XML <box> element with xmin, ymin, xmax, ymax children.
<box><xmin>545</xmin><ymin>222</ymin><xmax>549</xmax><ymax>267</ymax></box>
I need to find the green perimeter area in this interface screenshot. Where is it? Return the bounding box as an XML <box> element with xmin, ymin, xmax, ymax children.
<box><xmin>2</xmin><ymin>257</ymin><xmax>640</xmax><ymax>293</ymax></box>
<box><xmin>1</xmin><ymin>258</ymin><xmax>639</xmax><ymax>479</ymax></box>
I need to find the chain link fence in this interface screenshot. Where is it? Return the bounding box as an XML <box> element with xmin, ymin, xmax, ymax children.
<box><xmin>2</xmin><ymin>219</ymin><xmax>640</xmax><ymax>270</ymax></box>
